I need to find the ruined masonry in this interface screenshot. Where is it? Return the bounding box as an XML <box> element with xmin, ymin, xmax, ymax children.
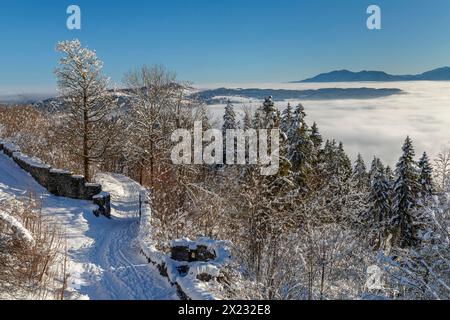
<box><xmin>0</xmin><ymin>140</ymin><xmax>110</xmax><ymax>217</ymax></box>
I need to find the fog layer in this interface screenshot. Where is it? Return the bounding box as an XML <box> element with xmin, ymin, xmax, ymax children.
<box><xmin>201</xmin><ymin>81</ymin><xmax>450</xmax><ymax>166</ymax></box>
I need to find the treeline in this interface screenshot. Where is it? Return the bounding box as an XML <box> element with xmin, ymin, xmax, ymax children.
<box><xmin>218</xmin><ymin>97</ymin><xmax>449</xmax><ymax>299</ymax></box>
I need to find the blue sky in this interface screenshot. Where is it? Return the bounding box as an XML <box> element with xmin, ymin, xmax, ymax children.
<box><xmin>1</xmin><ymin>0</ymin><xmax>450</xmax><ymax>93</ymax></box>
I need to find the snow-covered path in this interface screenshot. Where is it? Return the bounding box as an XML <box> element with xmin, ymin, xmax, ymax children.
<box><xmin>0</xmin><ymin>153</ymin><xmax>177</xmax><ymax>300</ymax></box>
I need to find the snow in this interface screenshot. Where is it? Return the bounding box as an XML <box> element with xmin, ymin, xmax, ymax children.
<box><xmin>0</xmin><ymin>150</ymin><xmax>227</xmax><ymax>301</ymax></box>
<box><xmin>177</xmin><ymin>276</ymin><xmax>217</xmax><ymax>301</ymax></box>
<box><xmin>2</xmin><ymin>142</ymin><xmax>20</xmax><ymax>154</ymax></box>
<box><xmin>0</xmin><ymin>152</ymin><xmax>178</xmax><ymax>300</ymax></box>
<box><xmin>14</xmin><ymin>152</ymin><xmax>51</xmax><ymax>169</ymax></box>
<box><xmin>49</xmin><ymin>168</ymin><xmax>71</xmax><ymax>174</ymax></box>
<box><xmin>0</xmin><ymin>209</ymin><xmax>35</xmax><ymax>245</ymax></box>
<box><xmin>96</xmin><ymin>173</ymin><xmax>231</xmax><ymax>300</ymax></box>
<box><xmin>93</xmin><ymin>191</ymin><xmax>109</xmax><ymax>199</ymax></box>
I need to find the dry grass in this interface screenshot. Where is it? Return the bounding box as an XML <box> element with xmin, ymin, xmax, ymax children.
<box><xmin>0</xmin><ymin>194</ymin><xmax>69</xmax><ymax>300</ymax></box>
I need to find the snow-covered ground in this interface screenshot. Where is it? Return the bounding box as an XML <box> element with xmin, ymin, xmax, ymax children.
<box><xmin>0</xmin><ymin>152</ymin><xmax>178</xmax><ymax>300</ymax></box>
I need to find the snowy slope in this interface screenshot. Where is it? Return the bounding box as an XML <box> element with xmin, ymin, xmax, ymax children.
<box><xmin>0</xmin><ymin>152</ymin><xmax>178</xmax><ymax>300</ymax></box>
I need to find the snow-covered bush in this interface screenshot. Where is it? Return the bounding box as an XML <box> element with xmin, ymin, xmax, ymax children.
<box><xmin>375</xmin><ymin>195</ymin><xmax>450</xmax><ymax>300</ymax></box>
<box><xmin>0</xmin><ymin>210</ymin><xmax>35</xmax><ymax>246</ymax></box>
<box><xmin>0</xmin><ymin>197</ymin><xmax>69</xmax><ymax>300</ymax></box>
<box><xmin>0</xmin><ymin>105</ymin><xmax>80</xmax><ymax>172</ymax></box>
<box><xmin>135</xmin><ymin>185</ymin><xmax>236</xmax><ymax>300</ymax></box>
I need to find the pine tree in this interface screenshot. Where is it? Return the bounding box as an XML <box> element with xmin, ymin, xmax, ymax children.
<box><xmin>222</xmin><ymin>100</ymin><xmax>238</xmax><ymax>163</ymax></box>
<box><xmin>280</xmin><ymin>103</ymin><xmax>293</xmax><ymax>133</ymax></box>
<box><xmin>289</xmin><ymin>122</ymin><xmax>314</xmax><ymax>188</ymax></box>
<box><xmin>369</xmin><ymin>157</ymin><xmax>384</xmax><ymax>182</ymax></box>
<box><xmin>254</xmin><ymin>96</ymin><xmax>280</xmax><ymax>129</ymax></box>
<box><xmin>286</xmin><ymin>103</ymin><xmax>306</xmax><ymax>141</ymax></box>
<box><xmin>282</xmin><ymin>103</ymin><xmax>314</xmax><ymax>188</ymax></box>
<box><xmin>243</xmin><ymin>111</ymin><xmax>252</xmax><ymax>130</ymax></box>
<box><xmin>310</xmin><ymin>122</ymin><xmax>323</xmax><ymax>150</ymax></box>
<box><xmin>249</xmin><ymin>97</ymin><xmax>289</xmax><ymax>178</ymax></box>
<box><xmin>385</xmin><ymin>165</ymin><xmax>395</xmax><ymax>186</ymax></box>
<box><xmin>261</xmin><ymin>96</ymin><xmax>280</xmax><ymax>129</ymax></box>
<box><xmin>240</xmin><ymin>98</ymin><xmax>293</xmax><ymax>281</ymax></box>
<box><xmin>418</xmin><ymin>152</ymin><xmax>434</xmax><ymax>198</ymax></box>
<box><xmin>321</xmin><ymin>140</ymin><xmax>339</xmax><ymax>178</ymax></box>
<box><xmin>318</xmin><ymin>140</ymin><xmax>353</xmax><ymax>186</ymax></box>
<box><xmin>252</xmin><ymin>110</ymin><xmax>263</xmax><ymax>129</ymax></box>
<box><xmin>352</xmin><ymin>154</ymin><xmax>369</xmax><ymax>190</ymax></box>
<box><xmin>366</xmin><ymin>167</ymin><xmax>392</xmax><ymax>249</ymax></box>
<box><xmin>392</xmin><ymin>137</ymin><xmax>421</xmax><ymax>248</ymax></box>
<box><xmin>337</xmin><ymin>142</ymin><xmax>353</xmax><ymax>180</ymax></box>
<box><xmin>197</xmin><ymin>104</ymin><xmax>211</xmax><ymax>131</ymax></box>
<box><xmin>222</xmin><ymin>100</ymin><xmax>237</xmax><ymax>133</ymax></box>
<box><xmin>293</xmin><ymin>103</ymin><xmax>306</xmax><ymax>122</ymax></box>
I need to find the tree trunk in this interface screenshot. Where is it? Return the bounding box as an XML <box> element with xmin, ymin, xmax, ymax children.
<box><xmin>139</xmin><ymin>159</ymin><xmax>144</xmax><ymax>185</ymax></box>
<box><xmin>83</xmin><ymin>94</ymin><xmax>90</xmax><ymax>182</ymax></box>
<box><xmin>320</xmin><ymin>260</ymin><xmax>326</xmax><ymax>300</ymax></box>
<box><xmin>149</xmin><ymin>140</ymin><xmax>154</xmax><ymax>187</ymax></box>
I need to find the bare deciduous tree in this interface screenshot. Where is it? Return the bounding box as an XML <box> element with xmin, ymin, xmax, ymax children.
<box><xmin>434</xmin><ymin>146</ymin><xmax>450</xmax><ymax>192</ymax></box>
<box><xmin>55</xmin><ymin>39</ymin><xmax>116</xmax><ymax>181</ymax></box>
<box><xmin>124</xmin><ymin>65</ymin><xmax>190</xmax><ymax>186</ymax></box>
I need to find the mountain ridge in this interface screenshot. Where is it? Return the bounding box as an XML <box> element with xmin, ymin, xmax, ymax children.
<box><xmin>293</xmin><ymin>67</ymin><xmax>450</xmax><ymax>83</ymax></box>
<box><xmin>31</xmin><ymin>87</ymin><xmax>404</xmax><ymax>111</ymax></box>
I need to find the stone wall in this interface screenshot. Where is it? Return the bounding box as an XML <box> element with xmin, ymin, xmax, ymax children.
<box><xmin>133</xmin><ymin>184</ymin><xmax>231</xmax><ymax>300</ymax></box>
<box><xmin>171</xmin><ymin>242</ymin><xmax>217</xmax><ymax>263</ymax></box>
<box><xmin>140</xmin><ymin>234</ymin><xmax>231</xmax><ymax>300</ymax></box>
<box><xmin>0</xmin><ymin>140</ymin><xmax>111</xmax><ymax>217</ymax></box>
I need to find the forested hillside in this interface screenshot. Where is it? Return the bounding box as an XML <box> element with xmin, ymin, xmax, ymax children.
<box><xmin>1</xmin><ymin>40</ymin><xmax>449</xmax><ymax>300</ymax></box>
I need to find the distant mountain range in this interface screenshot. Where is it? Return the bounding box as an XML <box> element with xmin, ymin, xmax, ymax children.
<box><xmin>30</xmin><ymin>87</ymin><xmax>403</xmax><ymax>112</ymax></box>
<box><xmin>32</xmin><ymin>89</ymin><xmax>134</xmax><ymax>113</ymax></box>
<box><xmin>293</xmin><ymin>67</ymin><xmax>450</xmax><ymax>83</ymax></box>
<box><xmin>0</xmin><ymin>93</ymin><xmax>55</xmax><ymax>105</ymax></box>
<box><xmin>197</xmin><ymin>87</ymin><xmax>403</xmax><ymax>104</ymax></box>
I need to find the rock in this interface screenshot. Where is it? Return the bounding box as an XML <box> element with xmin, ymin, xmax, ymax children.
<box><xmin>171</xmin><ymin>246</ymin><xmax>190</xmax><ymax>262</ymax></box>
<box><xmin>93</xmin><ymin>192</ymin><xmax>111</xmax><ymax>218</ymax></box>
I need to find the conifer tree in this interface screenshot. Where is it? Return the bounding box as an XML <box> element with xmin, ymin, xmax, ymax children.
<box><xmin>310</xmin><ymin>122</ymin><xmax>323</xmax><ymax>150</ymax></box>
<box><xmin>392</xmin><ymin>137</ymin><xmax>421</xmax><ymax>248</ymax></box>
<box><xmin>261</xmin><ymin>96</ymin><xmax>280</xmax><ymax>129</ymax></box>
<box><xmin>321</xmin><ymin>140</ymin><xmax>339</xmax><ymax>178</ymax></box>
<box><xmin>282</xmin><ymin>103</ymin><xmax>314</xmax><ymax>188</ymax></box>
<box><xmin>222</xmin><ymin>100</ymin><xmax>237</xmax><ymax>133</ymax></box>
<box><xmin>385</xmin><ymin>165</ymin><xmax>395</xmax><ymax>186</ymax></box>
<box><xmin>286</xmin><ymin>103</ymin><xmax>306</xmax><ymax>141</ymax></box>
<box><xmin>418</xmin><ymin>152</ymin><xmax>434</xmax><ymax>198</ymax></box>
<box><xmin>280</xmin><ymin>103</ymin><xmax>293</xmax><ymax>133</ymax></box>
<box><xmin>243</xmin><ymin>111</ymin><xmax>253</xmax><ymax>130</ymax></box>
<box><xmin>241</xmin><ymin>98</ymin><xmax>292</xmax><ymax>281</ymax></box>
<box><xmin>253</xmin><ymin>96</ymin><xmax>280</xmax><ymax>129</ymax></box>
<box><xmin>352</xmin><ymin>154</ymin><xmax>369</xmax><ymax>190</ymax></box>
<box><xmin>369</xmin><ymin>157</ymin><xmax>384</xmax><ymax>182</ymax></box>
<box><xmin>318</xmin><ymin>140</ymin><xmax>353</xmax><ymax>186</ymax></box>
<box><xmin>337</xmin><ymin>142</ymin><xmax>353</xmax><ymax>180</ymax></box>
<box><xmin>252</xmin><ymin>110</ymin><xmax>263</xmax><ymax>129</ymax></box>
<box><xmin>366</xmin><ymin>167</ymin><xmax>392</xmax><ymax>249</ymax></box>
<box><xmin>222</xmin><ymin>100</ymin><xmax>238</xmax><ymax>163</ymax></box>
<box><xmin>289</xmin><ymin>122</ymin><xmax>314</xmax><ymax>188</ymax></box>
